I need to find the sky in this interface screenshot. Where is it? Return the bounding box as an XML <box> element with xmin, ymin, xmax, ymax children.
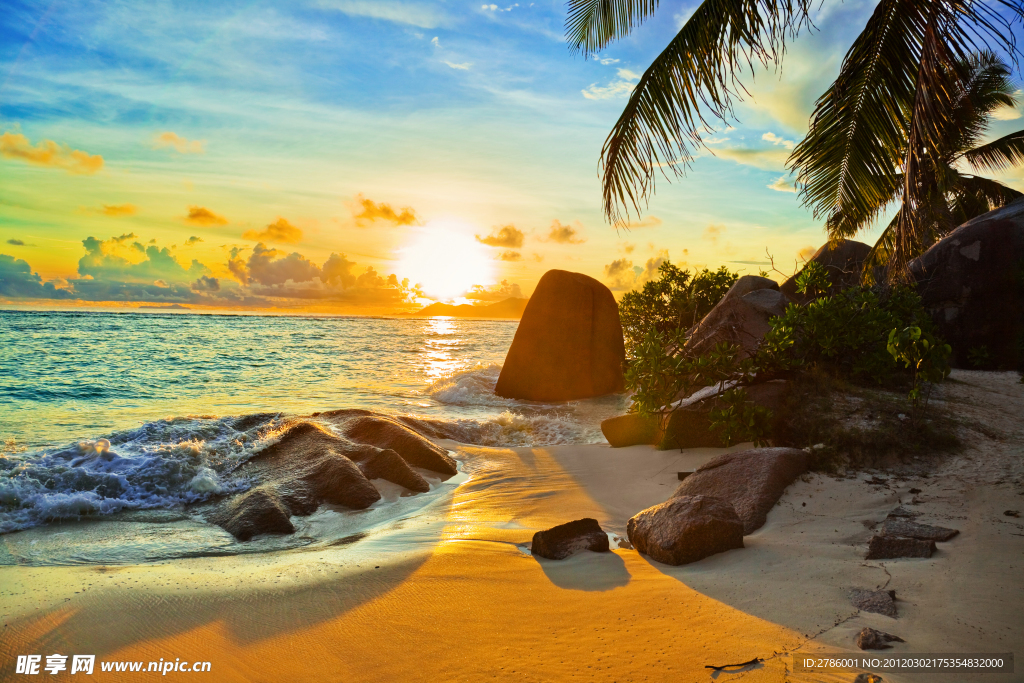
<box><xmin>2</xmin><ymin>0</ymin><xmax>1022</xmax><ymax>313</ymax></box>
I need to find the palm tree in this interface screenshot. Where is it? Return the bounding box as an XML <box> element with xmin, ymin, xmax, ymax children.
<box><xmin>792</xmin><ymin>48</ymin><xmax>1024</xmax><ymax>279</ymax></box>
<box><xmin>567</xmin><ymin>0</ymin><xmax>1023</xmax><ymax>276</ymax></box>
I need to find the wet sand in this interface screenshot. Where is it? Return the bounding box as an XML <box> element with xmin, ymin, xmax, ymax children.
<box><xmin>2</xmin><ymin>370</ymin><xmax>1021</xmax><ymax>682</ymax></box>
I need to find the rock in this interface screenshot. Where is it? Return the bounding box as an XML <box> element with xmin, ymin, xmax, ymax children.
<box><xmin>333</xmin><ymin>414</ymin><xmax>458</xmax><ymax>475</ymax></box>
<box><xmin>851</xmin><ymin>589</ymin><xmax>898</xmax><ymax>617</ymax></box>
<box><xmin>684</xmin><ymin>278</ymin><xmax>789</xmax><ymax>359</ymax></box>
<box><xmin>601</xmin><ymin>412</ymin><xmax>660</xmax><ymax>448</ymax></box>
<box><xmin>909</xmin><ymin>197</ymin><xmax>1024</xmax><ymax>369</ymax></box>
<box><xmin>887</xmin><ymin>506</ymin><xmax>919</xmax><ymax>519</ymax></box>
<box><xmin>866</xmin><ymin>535</ymin><xmax>936</xmax><ymax>559</ymax></box>
<box><xmin>531</xmin><ymin>518</ymin><xmax>610</xmax><ymax>560</ymax></box>
<box><xmin>357</xmin><ymin>447</ymin><xmax>431</xmax><ymax>493</ymax></box>
<box><xmin>626</xmin><ymin>495</ymin><xmax>744</xmax><ymax>566</ymax></box>
<box><xmin>495</xmin><ymin>269</ymin><xmax>625</xmax><ymax>401</ymax></box>
<box><xmin>781</xmin><ymin>239</ymin><xmax>872</xmax><ymax>303</ymax></box>
<box><xmin>854</xmin><ymin>674</ymin><xmax>886</xmax><ymax>683</ymax></box>
<box><xmin>1004</xmin><ymin>509</ymin><xmax>1021</xmax><ymax>518</ymax></box>
<box><xmin>856</xmin><ymin>627</ymin><xmax>905</xmax><ymax>650</ymax></box>
<box><xmin>654</xmin><ymin>380</ymin><xmax>790</xmax><ymax>450</ymax></box>
<box><xmin>672</xmin><ymin>447</ymin><xmax>809</xmax><ymax>534</ymax></box>
<box><xmin>208</xmin><ymin>486</ymin><xmax>295</xmax><ymax>541</ymax></box>
<box><xmin>880</xmin><ymin>518</ymin><xmax>959</xmax><ymax>542</ymax></box>
<box><xmin>301</xmin><ymin>453</ymin><xmax>384</xmax><ymax>509</ymax></box>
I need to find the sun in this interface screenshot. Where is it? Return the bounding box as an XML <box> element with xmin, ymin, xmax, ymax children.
<box><xmin>396</xmin><ymin>220</ymin><xmax>496</xmax><ymax>301</ymax></box>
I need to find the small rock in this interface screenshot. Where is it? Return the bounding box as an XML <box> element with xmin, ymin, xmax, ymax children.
<box><xmin>627</xmin><ymin>495</ymin><xmax>744</xmax><ymax>566</ymax></box>
<box><xmin>866</xmin><ymin>535</ymin><xmax>936</xmax><ymax>559</ymax></box>
<box><xmin>880</xmin><ymin>519</ymin><xmax>959</xmax><ymax>542</ymax></box>
<box><xmin>867</xmin><ymin>476</ymin><xmax>888</xmax><ymax>486</ymax></box>
<box><xmin>1004</xmin><ymin>510</ymin><xmax>1021</xmax><ymax>518</ymax></box>
<box><xmin>856</xmin><ymin>627</ymin><xmax>905</xmax><ymax>650</ymax></box>
<box><xmin>851</xmin><ymin>589</ymin><xmax>898</xmax><ymax>617</ymax></box>
<box><xmin>908</xmin><ymin>487</ymin><xmax>922</xmax><ymax>494</ymax></box>
<box><xmin>886</xmin><ymin>506</ymin><xmax>919</xmax><ymax>519</ymax></box>
<box><xmin>854</xmin><ymin>674</ymin><xmax>885</xmax><ymax>683</ymax></box>
<box><xmin>531</xmin><ymin>518</ymin><xmax>610</xmax><ymax>560</ymax></box>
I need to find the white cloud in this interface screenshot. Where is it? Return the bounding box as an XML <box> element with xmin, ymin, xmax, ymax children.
<box><xmin>617</xmin><ymin>68</ymin><xmax>641</xmax><ymax>81</ymax></box>
<box><xmin>762</xmin><ymin>132</ymin><xmax>795</xmax><ymax>150</ymax></box>
<box><xmin>598</xmin><ymin>57</ymin><xmax>619</xmax><ymax>65</ymax></box>
<box><xmin>992</xmin><ymin>105</ymin><xmax>1022</xmax><ymax>121</ymax></box>
<box><xmin>445</xmin><ymin>61</ymin><xmax>472</xmax><ymax>70</ymax></box>
<box><xmin>319</xmin><ymin>1</ymin><xmax>445</xmax><ymax>28</ymax></box>
<box><xmin>430</xmin><ymin>36</ymin><xmax>439</xmax><ymax>47</ymax></box>
<box><xmin>767</xmin><ymin>175</ymin><xmax>798</xmax><ymax>193</ymax></box>
<box><xmin>481</xmin><ymin>3</ymin><xmax>519</xmax><ymax>11</ymax></box>
<box><xmin>582</xmin><ymin>69</ymin><xmax>640</xmax><ymax>100</ymax></box>
<box><xmin>709</xmin><ymin>147</ymin><xmax>791</xmax><ymax>170</ymax></box>
<box><xmin>674</xmin><ymin>6</ymin><xmax>696</xmax><ymax>28</ymax></box>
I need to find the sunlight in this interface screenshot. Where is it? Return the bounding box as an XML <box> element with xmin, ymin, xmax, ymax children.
<box><xmin>396</xmin><ymin>220</ymin><xmax>495</xmax><ymax>301</ymax></box>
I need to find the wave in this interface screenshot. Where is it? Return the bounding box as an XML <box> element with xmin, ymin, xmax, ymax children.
<box><xmin>423</xmin><ymin>363</ymin><xmax>512</xmax><ymax>407</ymax></box>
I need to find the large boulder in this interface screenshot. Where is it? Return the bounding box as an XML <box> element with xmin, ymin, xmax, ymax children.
<box><xmin>672</xmin><ymin>447</ymin><xmax>808</xmax><ymax>534</ymax></box>
<box><xmin>495</xmin><ymin>270</ymin><xmax>625</xmax><ymax>401</ymax></box>
<box><xmin>531</xmin><ymin>518</ymin><xmax>610</xmax><ymax>560</ymax></box>
<box><xmin>781</xmin><ymin>239</ymin><xmax>872</xmax><ymax>303</ymax></box>
<box><xmin>627</xmin><ymin>495</ymin><xmax>744</xmax><ymax>566</ymax></box>
<box><xmin>684</xmin><ymin>276</ymin><xmax>789</xmax><ymax>359</ymax></box>
<box><xmin>909</xmin><ymin>198</ymin><xmax>1024</xmax><ymax>369</ymax></box>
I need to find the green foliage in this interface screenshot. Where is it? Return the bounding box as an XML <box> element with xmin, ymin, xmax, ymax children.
<box><xmin>967</xmin><ymin>345</ymin><xmax>994</xmax><ymax>369</ymax></box>
<box><xmin>618</xmin><ymin>262</ymin><xmax>737</xmax><ymax>359</ymax></box>
<box><xmin>794</xmin><ymin>260</ymin><xmax>830</xmax><ymax>297</ymax></box>
<box><xmin>887</xmin><ymin>326</ymin><xmax>952</xmax><ymax>408</ymax></box>
<box><xmin>708</xmin><ymin>388</ymin><xmax>773</xmax><ymax>447</ymax></box>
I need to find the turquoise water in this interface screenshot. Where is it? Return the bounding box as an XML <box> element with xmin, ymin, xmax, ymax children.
<box><xmin>0</xmin><ymin>309</ymin><xmax>626</xmax><ymax>539</ymax></box>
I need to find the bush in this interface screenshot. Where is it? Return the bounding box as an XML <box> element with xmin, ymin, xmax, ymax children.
<box><xmin>618</xmin><ymin>262</ymin><xmax>737</xmax><ymax>360</ymax></box>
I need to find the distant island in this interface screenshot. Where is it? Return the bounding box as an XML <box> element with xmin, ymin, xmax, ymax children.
<box><xmin>139</xmin><ymin>304</ymin><xmax>189</xmax><ymax>310</ymax></box>
<box><xmin>407</xmin><ymin>297</ymin><xmax>527</xmax><ymax>319</ymax></box>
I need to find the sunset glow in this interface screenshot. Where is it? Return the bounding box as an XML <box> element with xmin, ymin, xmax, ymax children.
<box><xmin>397</xmin><ymin>221</ymin><xmax>495</xmax><ymax>301</ymax></box>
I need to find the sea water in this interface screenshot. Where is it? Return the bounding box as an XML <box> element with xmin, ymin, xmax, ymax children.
<box><xmin>0</xmin><ymin>310</ymin><xmax>627</xmax><ymax>557</ymax></box>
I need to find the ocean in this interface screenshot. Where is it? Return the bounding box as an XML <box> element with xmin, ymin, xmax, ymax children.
<box><xmin>0</xmin><ymin>309</ymin><xmax>627</xmax><ymax>556</ymax></box>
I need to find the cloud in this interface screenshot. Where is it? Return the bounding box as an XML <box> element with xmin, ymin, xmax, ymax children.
<box><xmin>496</xmin><ymin>250</ymin><xmax>522</xmax><ymax>261</ymax></box>
<box><xmin>0</xmin><ymin>254</ymin><xmax>72</xmax><ymax>299</ymax></box>
<box><xmin>431</xmin><ymin>36</ymin><xmax>439</xmax><ymax>47</ymax></box>
<box><xmin>185</xmin><ymin>236</ymin><xmax>203</xmax><ymax>246</ymax></box>
<box><xmin>78</xmin><ymin>234</ymin><xmax>210</xmax><ymax>285</ymax></box>
<box><xmin>353</xmin><ymin>194</ymin><xmax>419</xmax><ymax>226</ymax></box>
<box><xmin>703</xmin><ymin>224</ymin><xmax>726</xmax><ymax>245</ymax></box>
<box><xmin>582</xmin><ymin>68</ymin><xmax>640</xmax><ymax>100</ymax></box>
<box><xmin>991</xmin><ymin>101</ymin><xmax>1022</xmax><ymax>121</ymax></box>
<box><xmin>598</xmin><ymin>57</ymin><xmax>619</xmax><ymax>65</ymax></box>
<box><xmin>466</xmin><ymin>279</ymin><xmax>523</xmax><ymax>301</ymax></box>
<box><xmin>191</xmin><ymin>275</ymin><xmax>220</xmax><ymax>292</ymax></box>
<box><xmin>476</xmin><ymin>224</ymin><xmax>524</xmax><ymax>248</ymax></box>
<box><xmin>709</xmin><ymin>146</ymin><xmax>791</xmax><ymax>171</ymax></box>
<box><xmin>185</xmin><ymin>206</ymin><xmax>228</xmax><ymax>226</ymax></box>
<box><xmin>798</xmin><ymin>245</ymin><xmax>819</xmax><ymax>262</ymax></box>
<box><xmin>445</xmin><ymin>61</ymin><xmax>472</xmax><ymax>70</ymax></box>
<box><xmin>481</xmin><ymin>3</ymin><xmax>519</xmax><ymax>11</ymax></box>
<box><xmin>621</xmin><ymin>215</ymin><xmax>662</xmax><ymax>229</ymax></box>
<box><xmin>154</xmin><ymin>132</ymin><xmax>205</xmax><ymax>154</ymax></box>
<box><xmin>93</xmin><ymin>203</ymin><xmax>137</xmax><ymax>217</ymax></box>
<box><xmin>767</xmin><ymin>175</ymin><xmax>798</xmax><ymax>193</ymax></box>
<box><xmin>762</xmin><ymin>132</ymin><xmax>796</xmax><ymax>150</ymax></box>
<box><xmin>546</xmin><ymin>220</ymin><xmax>585</xmax><ymax>244</ymax></box>
<box><xmin>604</xmin><ymin>258</ymin><xmax>635</xmax><ymax>291</ymax></box>
<box><xmin>243</xmin><ymin>217</ymin><xmax>303</xmax><ymax>243</ymax></box>
<box><xmin>239</xmin><ymin>243</ymin><xmax>322</xmax><ymax>286</ymax></box>
<box><xmin>0</xmin><ymin>131</ymin><xmax>103</xmax><ymax>174</ymax></box>
<box><xmin>319</xmin><ymin>0</ymin><xmax>445</xmax><ymax>28</ymax></box>
<box><xmin>6</xmin><ymin>239</ymin><xmax>31</xmax><ymax>246</ymax></box>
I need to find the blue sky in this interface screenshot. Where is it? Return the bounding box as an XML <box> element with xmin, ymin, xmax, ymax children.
<box><xmin>2</xmin><ymin>0</ymin><xmax>1022</xmax><ymax>311</ymax></box>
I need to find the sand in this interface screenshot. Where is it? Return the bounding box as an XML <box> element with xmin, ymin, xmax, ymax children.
<box><xmin>1</xmin><ymin>369</ymin><xmax>1021</xmax><ymax>682</ymax></box>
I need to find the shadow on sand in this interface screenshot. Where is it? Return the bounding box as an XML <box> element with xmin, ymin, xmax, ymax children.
<box><xmin>535</xmin><ymin>549</ymin><xmax>631</xmax><ymax>591</ymax></box>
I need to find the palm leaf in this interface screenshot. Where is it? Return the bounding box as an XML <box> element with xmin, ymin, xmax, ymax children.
<box><xmin>962</xmin><ymin>129</ymin><xmax>1024</xmax><ymax>172</ymax></box>
<box><xmin>598</xmin><ymin>0</ymin><xmax>814</xmax><ymax>224</ymax></box>
<box><xmin>567</xmin><ymin>0</ymin><xmax>660</xmax><ymax>56</ymax></box>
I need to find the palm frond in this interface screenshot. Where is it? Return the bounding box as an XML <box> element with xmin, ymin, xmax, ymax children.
<box><xmin>567</xmin><ymin>0</ymin><xmax>660</xmax><ymax>57</ymax></box>
<box><xmin>952</xmin><ymin>174</ymin><xmax>1024</xmax><ymax>217</ymax></box>
<box><xmin>962</xmin><ymin>129</ymin><xmax>1024</xmax><ymax>172</ymax></box>
<box><xmin>599</xmin><ymin>0</ymin><xmax>814</xmax><ymax>224</ymax></box>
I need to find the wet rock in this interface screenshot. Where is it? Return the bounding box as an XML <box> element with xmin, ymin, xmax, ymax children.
<box><xmin>600</xmin><ymin>413</ymin><xmax>660</xmax><ymax>448</ymax></box>
<box><xmin>856</xmin><ymin>627</ymin><xmax>905</xmax><ymax>650</ymax></box>
<box><xmin>684</xmin><ymin>278</ymin><xmax>789</xmax><ymax>359</ymax></box>
<box><xmin>334</xmin><ymin>414</ymin><xmax>458</xmax><ymax>475</ymax></box>
<box><xmin>356</xmin><ymin>447</ymin><xmax>431</xmax><ymax>493</ymax></box>
<box><xmin>851</xmin><ymin>589</ymin><xmax>898</xmax><ymax>617</ymax></box>
<box><xmin>866</xmin><ymin>535</ymin><xmax>936</xmax><ymax>559</ymax></box>
<box><xmin>209</xmin><ymin>486</ymin><xmax>295</xmax><ymax>541</ymax></box>
<box><xmin>531</xmin><ymin>518</ymin><xmax>610</xmax><ymax>560</ymax></box>
<box><xmin>495</xmin><ymin>269</ymin><xmax>625</xmax><ymax>401</ymax></box>
<box><xmin>672</xmin><ymin>447</ymin><xmax>808</xmax><ymax>534</ymax></box>
<box><xmin>880</xmin><ymin>518</ymin><xmax>959</xmax><ymax>542</ymax></box>
<box><xmin>781</xmin><ymin>239</ymin><xmax>872</xmax><ymax>303</ymax></box>
<box><xmin>909</xmin><ymin>197</ymin><xmax>1024</xmax><ymax>369</ymax></box>
<box><xmin>627</xmin><ymin>495</ymin><xmax>744</xmax><ymax>566</ymax></box>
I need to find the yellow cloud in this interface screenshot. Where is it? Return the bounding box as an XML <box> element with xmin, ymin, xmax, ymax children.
<box><xmin>703</xmin><ymin>224</ymin><xmax>726</xmax><ymax>245</ymax></box>
<box><xmin>185</xmin><ymin>206</ymin><xmax>228</xmax><ymax>226</ymax></box>
<box><xmin>546</xmin><ymin>220</ymin><xmax>585</xmax><ymax>244</ymax></box>
<box><xmin>767</xmin><ymin>176</ymin><xmax>798</xmax><ymax>193</ymax></box>
<box><xmin>496</xmin><ymin>250</ymin><xmax>522</xmax><ymax>261</ymax></box>
<box><xmin>621</xmin><ymin>215</ymin><xmax>662</xmax><ymax>229</ymax></box>
<box><xmin>155</xmin><ymin>132</ymin><xmax>205</xmax><ymax>154</ymax></box>
<box><xmin>476</xmin><ymin>224</ymin><xmax>524</xmax><ymax>248</ymax></box>
<box><xmin>353</xmin><ymin>194</ymin><xmax>418</xmax><ymax>226</ymax></box>
<box><xmin>243</xmin><ymin>217</ymin><xmax>303</xmax><ymax>244</ymax></box>
<box><xmin>798</xmin><ymin>245</ymin><xmax>818</xmax><ymax>262</ymax></box>
<box><xmin>100</xmin><ymin>204</ymin><xmax>137</xmax><ymax>217</ymax></box>
<box><xmin>709</xmin><ymin>147</ymin><xmax>790</xmax><ymax>171</ymax></box>
<box><xmin>0</xmin><ymin>131</ymin><xmax>104</xmax><ymax>174</ymax></box>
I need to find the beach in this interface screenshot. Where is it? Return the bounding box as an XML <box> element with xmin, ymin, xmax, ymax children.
<box><xmin>2</xmin><ymin>370</ymin><xmax>1021</xmax><ymax>682</ymax></box>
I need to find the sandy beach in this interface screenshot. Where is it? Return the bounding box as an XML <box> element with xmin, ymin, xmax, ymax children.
<box><xmin>1</xmin><ymin>369</ymin><xmax>1020</xmax><ymax>682</ymax></box>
